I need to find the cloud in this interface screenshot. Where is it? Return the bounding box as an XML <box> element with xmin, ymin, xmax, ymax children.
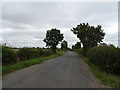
<box><xmin>1</xmin><ymin>2</ymin><xmax>118</xmax><ymax>48</ymax></box>
<box><xmin>104</xmin><ymin>32</ymin><xmax>118</xmax><ymax>46</ymax></box>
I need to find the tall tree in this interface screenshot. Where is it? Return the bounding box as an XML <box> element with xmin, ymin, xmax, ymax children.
<box><xmin>61</xmin><ymin>40</ymin><xmax>68</xmax><ymax>50</ymax></box>
<box><xmin>43</xmin><ymin>28</ymin><xmax>64</xmax><ymax>53</ymax></box>
<box><xmin>71</xmin><ymin>23</ymin><xmax>105</xmax><ymax>52</ymax></box>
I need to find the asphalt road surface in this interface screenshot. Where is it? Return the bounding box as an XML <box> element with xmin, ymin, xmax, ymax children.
<box><xmin>3</xmin><ymin>51</ymin><xmax>104</xmax><ymax>88</ymax></box>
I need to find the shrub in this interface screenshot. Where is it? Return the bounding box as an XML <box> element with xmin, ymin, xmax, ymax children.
<box><xmin>57</xmin><ymin>48</ymin><xmax>61</xmax><ymax>51</ymax></box>
<box><xmin>17</xmin><ymin>48</ymin><xmax>39</xmax><ymax>60</ymax></box>
<box><xmin>75</xmin><ymin>48</ymin><xmax>86</xmax><ymax>56</ymax></box>
<box><xmin>38</xmin><ymin>48</ymin><xmax>44</xmax><ymax>56</ymax></box>
<box><xmin>43</xmin><ymin>49</ymin><xmax>53</xmax><ymax>56</ymax></box>
<box><xmin>87</xmin><ymin>46</ymin><xmax>120</xmax><ymax>75</ymax></box>
<box><xmin>2</xmin><ymin>46</ymin><xmax>17</xmax><ymax>65</ymax></box>
<box><xmin>0</xmin><ymin>45</ymin><xmax>2</xmax><ymax>65</ymax></box>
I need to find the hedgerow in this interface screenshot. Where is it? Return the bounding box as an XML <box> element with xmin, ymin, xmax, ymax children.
<box><xmin>2</xmin><ymin>46</ymin><xmax>17</xmax><ymax>65</ymax></box>
<box><xmin>87</xmin><ymin>46</ymin><xmax>120</xmax><ymax>75</ymax></box>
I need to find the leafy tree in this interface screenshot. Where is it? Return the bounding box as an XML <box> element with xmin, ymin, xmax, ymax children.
<box><xmin>43</xmin><ymin>28</ymin><xmax>64</xmax><ymax>53</ymax></box>
<box><xmin>72</xmin><ymin>45</ymin><xmax>75</xmax><ymax>50</ymax></box>
<box><xmin>75</xmin><ymin>42</ymin><xmax>81</xmax><ymax>49</ymax></box>
<box><xmin>61</xmin><ymin>40</ymin><xmax>68</xmax><ymax>50</ymax></box>
<box><xmin>99</xmin><ymin>43</ymin><xmax>107</xmax><ymax>46</ymax></box>
<box><xmin>71</xmin><ymin>23</ymin><xmax>105</xmax><ymax>53</ymax></box>
<box><xmin>72</xmin><ymin>42</ymin><xmax>81</xmax><ymax>49</ymax></box>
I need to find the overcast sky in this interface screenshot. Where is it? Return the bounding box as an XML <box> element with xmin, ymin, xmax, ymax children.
<box><xmin>1</xmin><ymin>2</ymin><xmax>118</xmax><ymax>48</ymax></box>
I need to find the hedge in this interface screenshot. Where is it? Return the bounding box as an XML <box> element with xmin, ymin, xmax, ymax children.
<box><xmin>17</xmin><ymin>48</ymin><xmax>39</xmax><ymax>60</ymax></box>
<box><xmin>87</xmin><ymin>46</ymin><xmax>120</xmax><ymax>75</ymax></box>
<box><xmin>2</xmin><ymin>46</ymin><xmax>17</xmax><ymax>65</ymax></box>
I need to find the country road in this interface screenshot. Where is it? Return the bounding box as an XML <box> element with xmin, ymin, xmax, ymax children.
<box><xmin>3</xmin><ymin>51</ymin><xmax>104</xmax><ymax>88</ymax></box>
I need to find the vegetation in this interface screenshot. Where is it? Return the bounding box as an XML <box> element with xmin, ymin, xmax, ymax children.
<box><xmin>2</xmin><ymin>43</ymin><xmax>66</xmax><ymax>74</ymax></box>
<box><xmin>37</xmin><ymin>48</ymin><xmax>44</xmax><ymax>56</ymax></box>
<box><xmin>43</xmin><ymin>28</ymin><xmax>64</xmax><ymax>53</ymax></box>
<box><xmin>2</xmin><ymin>51</ymin><xmax>66</xmax><ymax>75</ymax></box>
<box><xmin>2</xmin><ymin>22</ymin><xmax>119</xmax><ymax>88</ymax></box>
<box><xmin>0</xmin><ymin>45</ymin><xmax>2</xmax><ymax>65</ymax></box>
<box><xmin>2</xmin><ymin>45</ymin><xmax>60</xmax><ymax>65</ymax></box>
<box><xmin>2</xmin><ymin>28</ymin><xmax>65</xmax><ymax>74</ymax></box>
<box><xmin>2</xmin><ymin>46</ymin><xmax>17</xmax><ymax>65</ymax></box>
<box><xmin>71</xmin><ymin>23</ymin><xmax>105</xmax><ymax>54</ymax></box>
<box><xmin>71</xmin><ymin>23</ymin><xmax>119</xmax><ymax>87</ymax></box>
<box><xmin>42</xmin><ymin>49</ymin><xmax>53</xmax><ymax>56</ymax></box>
<box><xmin>61</xmin><ymin>40</ymin><xmax>68</xmax><ymax>51</ymax></box>
<box><xmin>18</xmin><ymin>48</ymin><xmax>39</xmax><ymax>60</ymax></box>
<box><xmin>72</xmin><ymin>42</ymin><xmax>81</xmax><ymax>49</ymax></box>
<box><xmin>75</xmin><ymin>48</ymin><xmax>120</xmax><ymax>88</ymax></box>
<box><xmin>87</xmin><ymin>46</ymin><xmax>120</xmax><ymax>75</ymax></box>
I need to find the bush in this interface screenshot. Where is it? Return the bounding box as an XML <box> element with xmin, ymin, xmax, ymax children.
<box><xmin>38</xmin><ymin>48</ymin><xmax>44</xmax><ymax>56</ymax></box>
<box><xmin>0</xmin><ymin>45</ymin><xmax>2</xmax><ymax>65</ymax></box>
<box><xmin>87</xmin><ymin>46</ymin><xmax>120</xmax><ymax>75</ymax></box>
<box><xmin>43</xmin><ymin>49</ymin><xmax>53</xmax><ymax>56</ymax></box>
<box><xmin>75</xmin><ymin>48</ymin><xmax>86</xmax><ymax>56</ymax></box>
<box><xmin>17</xmin><ymin>48</ymin><xmax>39</xmax><ymax>60</ymax></box>
<box><xmin>2</xmin><ymin>46</ymin><xmax>17</xmax><ymax>65</ymax></box>
<box><xmin>57</xmin><ymin>48</ymin><xmax>61</xmax><ymax>51</ymax></box>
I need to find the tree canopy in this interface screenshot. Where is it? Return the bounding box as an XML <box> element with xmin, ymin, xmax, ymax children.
<box><xmin>71</xmin><ymin>23</ymin><xmax>105</xmax><ymax>52</ymax></box>
<box><xmin>43</xmin><ymin>28</ymin><xmax>64</xmax><ymax>53</ymax></box>
<box><xmin>61</xmin><ymin>40</ymin><xmax>68</xmax><ymax>50</ymax></box>
<box><xmin>72</xmin><ymin>42</ymin><xmax>81</xmax><ymax>49</ymax></box>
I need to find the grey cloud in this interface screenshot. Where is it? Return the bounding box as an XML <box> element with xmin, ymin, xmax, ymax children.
<box><xmin>104</xmin><ymin>32</ymin><xmax>118</xmax><ymax>46</ymax></box>
<box><xmin>3</xmin><ymin>2</ymin><xmax>117</xmax><ymax>29</ymax></box>
<box><xmin>2</xmin><ymin>20</ymin><xmax>38</xmax><ymax>30</ymax></box>
<box><xmin>1</xmin><ymin>2</ymin><xmax>118</xmax><ymax>48</ymax></box>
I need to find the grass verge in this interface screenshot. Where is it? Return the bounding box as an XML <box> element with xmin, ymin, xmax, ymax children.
<box><xmin>75</xmin><ymin>50</ymin><xmax>120</xmax><ymax>88</ymax></box>
<box><xmin>2</xmin><ymin>51</ymin><xmax>66</xmax><ymax>75</ymax></box>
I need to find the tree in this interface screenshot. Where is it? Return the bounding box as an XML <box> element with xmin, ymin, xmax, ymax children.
<box><xmin>43</xmin><ymin>28</ymin><xmax>64</xmax><ymax>53</ymax></box>
<box><xmin>75</xmin><ymin>42</ymin><xmax>81</xmax><ymax>49</ymax></box>
<box><xmin>72</xmin><ymin>45</ymin><xmax>75</xmax><ymax>50</ymax></box>
<box><xmin>72</xmin><ymin>42</ymin><xmax>81</xmax><ymax>49</ymax></box>
<box><xmin>99</xmin><ymin>43</ymin><xmax>107</xmax><ymax>46</ymax></box>
<box><xmin>61</xmin><ymin>40</ymin><xmax>68</xmax><ymax>50</ymax></box>
<box><xmin>71</xmin><ymin>23</ymin><xmax>105</xmax><ymax>53</ymax></box>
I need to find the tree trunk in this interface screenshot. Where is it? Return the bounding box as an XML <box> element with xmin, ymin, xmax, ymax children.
<box><xmin>52</xmin><ymin>46</ymin><xmax>56</xmax><ymax>53</ymax></box>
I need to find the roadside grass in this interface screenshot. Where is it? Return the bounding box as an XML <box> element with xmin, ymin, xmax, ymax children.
<box><xmin>2</xmin><ymin>51</ymin><xmax>66</xmax><ymax>75</ymax></box>
<box><xmin>75</xmin><ymin>49</ymin><xmax>120</xmax><ymax>88</ymax></box>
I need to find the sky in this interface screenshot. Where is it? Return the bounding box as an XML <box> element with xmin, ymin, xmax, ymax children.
<box><xmin>0</xmin><ymin>2</ymin><xmax>118</xmax><ymax>48</ymax></box>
